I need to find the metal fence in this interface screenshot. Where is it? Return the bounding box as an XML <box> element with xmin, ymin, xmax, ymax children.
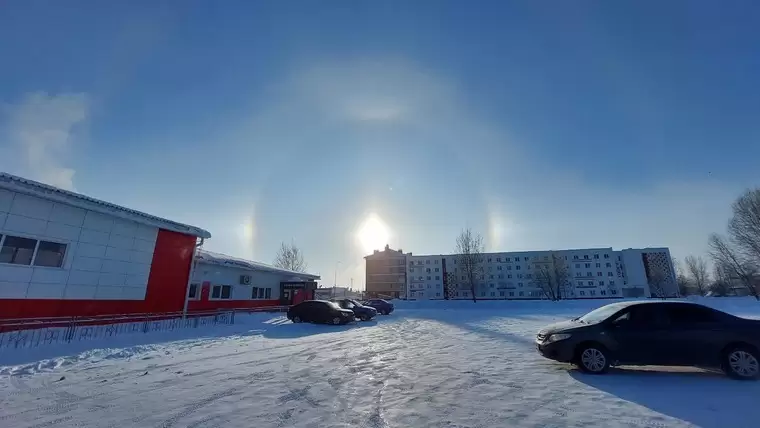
<box><xmin>0</xmin><ymin>306</ymin><xmax>289</xmax><ymax>351</ymax></box>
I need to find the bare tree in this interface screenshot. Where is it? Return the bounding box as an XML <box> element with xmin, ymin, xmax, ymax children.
<box><xmin>533</xmin><ymin>253</ymin><xmax>572</xmax><ymax>301</ymax></box>
<box><xmin>454</xmin><ymin>228</ymin><xmax>484</xmax><ymax>303</ymax></box>
<box><xmin>709</xmin><ymin>263</ymin><xmax>732</xmax><ymax>297</ymax></box>
<box><xmin>273</xmin><ymin>241</ymin><xmax>308</xmax><ymax>272</ymax></box>
<box><xmin>672</xmin><ymin>257</ymin><xmax>692</xmax><ymax>296</ymax></box>
<box><xmin>709</xmin><ymin>234</ymin><xmax>759</xmax><ymax>300</ymax></box>
<box><xmin>684</xmin><ymin>255</ymin><xmax>709</xmax><ymax>296</ymax></box>
<box><xmin>728</xmin><ymin>189</ymin><xmax>760</xmax><ymax>264</ymax></box>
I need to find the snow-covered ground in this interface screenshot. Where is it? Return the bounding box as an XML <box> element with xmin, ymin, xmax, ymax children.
<box><xmin>1</xmin><ymin>298</ymin><xmax>760</xmax><ymax>428</ymax></box>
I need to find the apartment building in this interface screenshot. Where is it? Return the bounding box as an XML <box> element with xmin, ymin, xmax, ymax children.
<box><xmin>364</xmin><ymin>245</ymin><xmax>408</xmax><ymax>299</ymax></box>
<box><xmin>368</xmin><ymin>246</ymin><xmax>676</xmax><ymax>300</ymax></box>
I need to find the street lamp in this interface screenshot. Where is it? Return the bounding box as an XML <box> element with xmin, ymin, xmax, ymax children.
<box><xmin>333</xmin><ymin>261</ymin><xmax>341</xmax><ymax>298</ymax></box>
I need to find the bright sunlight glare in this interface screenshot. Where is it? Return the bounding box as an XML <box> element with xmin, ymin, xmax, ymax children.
<box><xmin>356</xmin><ymin>213</ymin><xmax>391</xmax><ymax>254</ymax></box>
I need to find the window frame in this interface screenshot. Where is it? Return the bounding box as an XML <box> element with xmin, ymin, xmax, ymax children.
<box><xmin>188</xmin><ymin>283</ymin><xmax>201</xmax><ymax>300</ymax></box>
<box><xmin>0</xmin><ymin>233</ymin><xmax>70</xmax><ymax>269</ymax></box>
<box><xmin>210</xmin><ymin>284</ymin><xmax>233</xmax><ymax>300</ymax></box>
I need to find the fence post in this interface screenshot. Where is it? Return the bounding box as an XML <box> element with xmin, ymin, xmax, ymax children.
<box><xmin>231</xmin><ymin>309</ymin><xmax>236</xmax><ymax>324</ymax></box>
<box><xmin>66</xmin><ymin>318</ymin><xmax>76</xmax><ymax>343</ymax></box>
<box><xmin>142</xmin><ymin>315</ymin><xmax>150</xmax><ymax>333</ymax></box>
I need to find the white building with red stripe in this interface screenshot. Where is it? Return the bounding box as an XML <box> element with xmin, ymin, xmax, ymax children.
<box><xmin>0</xmin><ymin>173</ymin><xmax>319</xmax><ymax>320</ymax></box>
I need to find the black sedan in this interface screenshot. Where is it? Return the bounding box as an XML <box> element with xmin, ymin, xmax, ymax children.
<box><xmin>330</xmin><ymin>298</ymin><xmax>377</xmax><ymax>321</ymax></box>
<box><xmin>536</xmin><ymin>301</ymin><xmax>760</xmax><ymax>379</ymax></box>
<box><xmin>287</xmin><ymin>300</ymin><xmax>355</xmax><ymax>325</ymax></box>
<box><xmin>362</xmin><ymin>299</ymin><xmax>394</xmax><ymax>315</ymax></box>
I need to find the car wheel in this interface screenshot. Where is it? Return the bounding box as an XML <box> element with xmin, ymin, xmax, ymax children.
<box><xmin>292</xmin><ymin>316</ymin><xmax>301</xmax><ymax>323</ymax></box>
<box><xmin>576</xmin><ymin>344</ymin><xmax>610</xmax><ymax>374</ymax></box>
<box><xmin>723</xmin><ymin>345</ymin><xmax>760</xmax><ymax>380</ymax></box>
<box><xmin>361</xmin><ymin>315</ymin><xmax>370</xmax><ymax>321</ymax></box>
<box><xmin>332</xmin><ymin>317</ymin><xmax>342</xmax><ymax>325</ymax></box>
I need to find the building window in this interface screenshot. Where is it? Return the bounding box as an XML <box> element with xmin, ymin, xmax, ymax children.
<box><xmin>435</xmin><ymin>259</ymin><xmax>439</xmax><ymax>264</ymax></box>
<box><xmin>526</xmin><ymin>273</ymin><xmax>532</xmax><ymax>279</ymax></box>
<box><xmin>426</xmin><ymin>268</ymin><xmax>431</xmax><ymax>273</ymax></box>
<box><xmin>251</xmin><ymin>287</ymin><xmax>258</xmax><ymax>299</ymax></box>
<box><xmin>584</xmin><ymin>255</ymin><xmax>589</xmax><ymax>260</ymax></box>
<box><xmin>500</xmin><ymin>291</ymin><xmax>505</xmax><ymax>297</ymax></box>
<box><xmin>497</xmin><ymin>265</ymin><xmax>502</xmax><ymax>271</ymax></box>
<box><xmin>588</xmin><ymin>281</ymin><xmax>594</xmax><ymax>286</ymax></box>
<box><xmin>435</xmin><ymin>276</ymin><xmax>440</xmax><ymax>280</ymax></box>
<box><xmin>507</xmin><ymin>266</ymin><xmax>512</xmax><ymax>271</ymax></box>
<box><xmin>611</xmin><ymin>289</ymin><xmax>617</xmax><ymax>295</ymax></box>
<box><xmin>518</xmin><ymin>282</ymin><xmax>523</xmax><ymax>287</ymax></box>
<box><xmin>489</xmin><ymin>275</ymin><xmax>494</xmax><ymax>279</ymax></box>
<box><xmin>516</xmin><ymin>265</ymin><xmax>521</xmax><ymax>270</ymax></box>
<box><xmin>490</xmin><ymin>292</ymin><xmax>495</xmax><ymax>297</ymax></box>
<box><xmin>573</xmin><ymin>255</ymin><xmax>579</xmax><ymax>260</ymax></box>
<box><xmin>575</xmin><ymin>264</ymin><xmax>580</xmax><ymax>268</ymax></box>
<box><xmin>410</xmin><ymin>268</ymin><xmax>414</xmax><ymax>273</ymax></box>
<box><xmin>498</xmin><ymin>274</ymin><xmax>503</xmax><ymax>279</ymax></box>
<box><xmin>608</xmin><ymin>272</ymin><xmax>613</xmax><ymax>277</ymax></box>
<box><xmin>519</xmin><ymin>291</ymin><xmax>524</xmax><ymax>296</ymax></box>
<box><xmin>580</xmin><ymin>291</ymin><xmax>586</xmax><ymax>296</ymax></box>
<box><xmin>586</xmin><ymin>272</ymin><xmax>592</xmax><ymax>277</ymax></box>
<box><xmin>509</xmin><ymin>292</ymin><xmax>514</xmax><ymax>297</ymax></box>
<box><xmin>427</xmin><ymin>276</ymin><xmax>431</xmax><ymax>280</ymax></box>
<box><xmin>490</xmin><ymin>283</ymin><xmax>494</xmax><ymax>288</ymax></box>
<box><xmin>426</xmin><ymin>260</ymin><xmax>430</xmax><ymax>264</ymax></box>
<box><xmin>488</xmin><ymin>266</ymin><xmax>493</xmax><ymax>272</ymax></box>
<box><xmin>507</xmin><ymin>274</ymin><xmax>512</xmax><ymax>279</ymax></box>
<box><xmin>506</xmin><ymin>257</ymin><xmax>511</xmax><ymax>262</ymax></box>
<box><xmin>0</xmin><ymin>236</ymin><xmax>37</xmax><ymax>266</ymax></box>
<box><xmin>497</xmin><ymin>257</ymin><xmax>501</xmax><ymax>262</ymax></box>
<box><xmin>212</xmin><ymin>285</ymin><xmax>232</xmax><ymax>300</ymax></box>
<box><xmin>427</xmin><ymin>284</ymin><xmax>431</xmax><ymax>289</ymax></box>
<box><xmin>436</xmin><ymin>292</ymin><xmax>441</xmax><ymax>297</ymax></box>
<box><xmin>599</xmin><ymin>281</ymin><xmax>604</xmax><ymax>286</ymax></box>
<box><xmin>188</xmin><ymin>284</ymin><xmax>200</xmax><ymax>300</ymax></box>
<box><xmin>461</xmin><ymin>276</ymin><xmax>466</xmax><ymax>280</ymax></box>
<box><xmin>590</xmin><ymin>290</ymin><xmax>596</xmax><ymax>296</ymax></box>
<box><xmin>481</xmin><ymin>291</ymin><xmax>486</xmax><ymax>297</ymax></box>
<box><xmin>435</xmin><ymin>267</ymin><xmax>439</xmax><ymax>272</ymax></box>
<box><xmin>610</xmin><ymin>280</ymin><xmax>615</xmax><ymax>286</ymax></box>
<box><xmin>601</xmin><ymin>290</ymin><xmax>606</xmax><ymax>296</ymax></box>
<box><xmin>597</xmin><ymin>272</ymin><xmax>602</xmax><ymax>277</ymax></box>
<box><xmin>604</xmin><ymin>254</ymin><xmax>610</xmax><ymax>259</ymax></box>
<box><xmin>257</xmin><ymin>287</ymin><xmax>265</xmax><ymax>299</ymax></box>
<box><xmin>594</xmin><ymin>254</ymin><xmax>599</xmax><ymax>259</ymax></box>
<box><xmin>34</xmin><ymin>241</ymin><xmax>68</xmax><ymax>268</ymax></box>
<box><xmin>595</xmin><ymin>263</ymin><xmax>600</xmax><ymax>268</ymax></box>
<box><xmin>488</xmin><ymin>258</ymin><xmax>492</xmax><ymax>262</ymax></box>
<box><xmin>606</xmin><ymin>262</ymin><xmax>612</xmax><ymax>268</ymax></box>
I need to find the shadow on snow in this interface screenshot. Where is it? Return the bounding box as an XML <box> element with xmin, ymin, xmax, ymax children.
<box><xmin>569</xmin><ymin>367</ymin><xmax>760</xmax><ymax>428</ymax></box>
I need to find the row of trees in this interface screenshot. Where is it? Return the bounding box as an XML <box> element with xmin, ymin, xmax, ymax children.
<box><xmin>675</xmin><ymin>188</ymin><xmax>760</xmax><ymax>299</ymax></box>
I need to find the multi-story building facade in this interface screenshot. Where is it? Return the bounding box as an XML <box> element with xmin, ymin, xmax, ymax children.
<box><xmin>366</xmin><ymin>246</ymin><xmax>677</xmax><ymax>300</ymax></box>
<box><xmin>364</xmin><ymin>245</ymin><xmax>408</xmax><ymax>299</ymax></box>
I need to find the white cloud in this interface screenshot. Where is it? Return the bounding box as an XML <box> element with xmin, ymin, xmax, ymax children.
<box><xmin>1</xmin><ymin>92</ymin><xmax>88</xmax><ymax>190</ymax></box>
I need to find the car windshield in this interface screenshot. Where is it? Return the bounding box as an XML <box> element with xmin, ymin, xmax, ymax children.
<box><xmin>577</xmin><ymin>303</ymin><xmax>630</xmax><ymax>324</ymax></box>
<box><xmin>326</xmin><ymin>301</ymin><xmax>341</xmax><ymax>309</ymax></box>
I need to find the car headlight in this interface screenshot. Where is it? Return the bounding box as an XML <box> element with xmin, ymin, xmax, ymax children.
<box><xmin>545</xmin><ymin>333</ymin><xmax>572</xmax><ymax>344</ymax></box>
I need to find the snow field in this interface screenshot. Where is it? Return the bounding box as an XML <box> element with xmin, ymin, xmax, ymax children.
<box><xmin>0</xmin><ymin>298</ymin><xmax>759</xmax><ymax>428</ymax></box>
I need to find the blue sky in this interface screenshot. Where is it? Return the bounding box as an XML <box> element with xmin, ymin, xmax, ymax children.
<box><xmin>1</xmin><ymin>0</ymin><xmax>759</xmax><ymax>287</ymax></box>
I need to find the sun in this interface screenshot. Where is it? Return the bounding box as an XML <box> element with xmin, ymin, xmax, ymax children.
<box><xmin>356</xmin><ymin>213</ymin><xmax>391</xmax><ymax>254</ymax></box>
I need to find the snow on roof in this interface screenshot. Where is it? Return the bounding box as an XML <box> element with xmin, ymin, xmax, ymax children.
<box><xmin>0</xmin><ymin>172</ymin><xmax>211</xmax><ymax>239</ymax></box>
<box><xmin>196</xmin><ymin>249</ymin><xmax>320</xmax><ymax>280</ymax></box>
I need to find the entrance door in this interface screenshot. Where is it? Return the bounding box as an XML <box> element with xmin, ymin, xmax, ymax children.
<box><xmin>283</xmin><ymin>289</ymin><xmax>292</xmax><ymax>305</ymax></box>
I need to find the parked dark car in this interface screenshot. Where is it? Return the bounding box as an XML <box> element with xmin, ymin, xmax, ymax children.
<box><xmin>287</xmin><ymin>300</ymin><xmax>355</xmax><ymax>325</ymax></box>
<box><xmin>536</xmin><ymin>301</ymin><xmax>760</xmax><ymax>380</ymax></box>
<box><xmin>330</xmin><ymin>298</ymin><xmax>377</xmax><ymax>321</ymax></box>
<box><xmin>362</xmin><ymin>299</ymin><xmax>394</xmax><ymax>315</ymax></box>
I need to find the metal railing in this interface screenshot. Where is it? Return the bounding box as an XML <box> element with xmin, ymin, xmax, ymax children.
<box><xmin>0</xmin><ymin>305</ymin><xmax>291</xmax><ymax>351</ymax></box>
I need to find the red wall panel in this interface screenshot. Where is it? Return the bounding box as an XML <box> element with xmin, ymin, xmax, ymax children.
<box><xmin>0</xmin><ymin>229</ymin><xmax>196</xmax><ymax>320</ymax></box>
<box><xmin>143</xmin><ymin>229</ymin><xmax>196</xmax><ymax>313</ymax></box>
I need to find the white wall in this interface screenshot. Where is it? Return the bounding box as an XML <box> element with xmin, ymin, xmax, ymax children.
<box><xmin>192</xmin><ymin>263</ymin><xmax>315</xmax><ymax>301</ymax></box>
<box><xmin>406</xmin><ymin>255</ymin><xmax>444</xmax><ymax>299</ymax></box>
<box><xmin>0</xmin><ymin>189</ymin><xmax>157</xmax><ymax>300</ymax></box>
